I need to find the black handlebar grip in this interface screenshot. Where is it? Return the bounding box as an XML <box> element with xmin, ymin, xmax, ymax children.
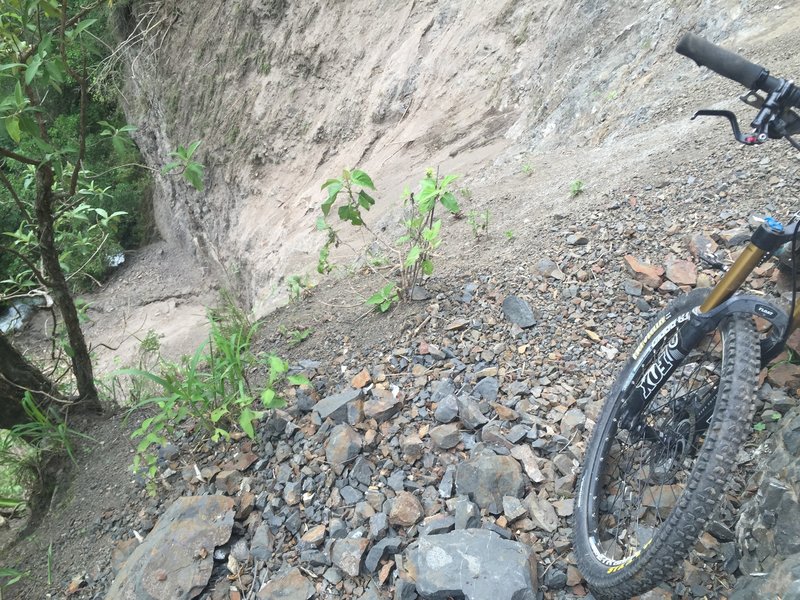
<box><xmin>676</xmin><ymin>33</ymin><xmax>769</xmax><ymax>91</ymax></box>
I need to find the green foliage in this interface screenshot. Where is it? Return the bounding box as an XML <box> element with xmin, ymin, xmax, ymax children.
<box><xmin>0</xmin><ymin>567</ymin><xmax>27</xmax><ymax>589</ymax></box>
<box><xmin>521</xmin><ymin>163</ymin><xmax>533</xmax><ymax>175</ymax></box>
<box><xmin>396</xmin><ymin>169</ymin><xmax>460</xmax><ymax>302</ymax></box>
<box><xmin>504</xmin><ymin>230</ymin><xmax>515</xmax><ymax>241</ymax></box>
<box><xmin>467</xmin><ymin>209</ymin><xmax>490</xmax><ymax>238</ymax></box>
<box><xmin>10</xmin><ymin>393</ymin><xmax>92</xmax><ymax>464</ymax></box>
<box><xmin>0</xmin><ymin>2</ymin><xmax>153</xmax><ymax>298</ymax></box>
<box><xmin>0</xmin><ymin>392</ymin><xmax>93</xmax><ymax>536</ymax></box>
<box><xmin>278</xmin><ymin>325</ymin><xmax>313</xmax><ymax>346</ymax></box>
<box><xmin>286</xmin><ymin>274</ymin><xmax>312</xmax><ymax>302</ymax></box>
<box><xmin>122</xmin><ymin>312</ymin><xmax>308</xmax><ymax>490</ymax></box>
<box><xmin>317</xmin><ymin>168</ymin><xmax>460</xmax><ymax>312</ymax></box>
<box><xmin>162</xmin><ymin>140</ymin><xmax>205</xmax><ymax>191</ymax></box>
<box><xmin>570</xmin><ymin>180</ymin><xmax>585</xmax><ymax>197</ymax></box>
<box><xmin>366</xmin><ymin>283</ymin><xmax>399</xmax><ymax>313</ymax></box>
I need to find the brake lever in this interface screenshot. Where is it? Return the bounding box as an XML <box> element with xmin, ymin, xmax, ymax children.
<box><xmin>691</xmin><ymin>109</ymin><xmax>766</xmax><ymax>145</ymax></box>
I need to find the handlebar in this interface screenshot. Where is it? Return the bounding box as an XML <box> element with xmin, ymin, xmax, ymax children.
<box><xmin>676</xmin><ymin>33</ymin><xmax>800</xmax><ymax>147</ymax></box>
<box><xmin>676</xmin><ymin>33</ymin><xmax>782</xmax><ymax>93</ymax></box>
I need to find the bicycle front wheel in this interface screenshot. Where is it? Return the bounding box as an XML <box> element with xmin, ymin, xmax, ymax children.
<box><xmin>574</xmin><ymin>289</ymin><xmax>759</xmax><ymax>598</ymax></box>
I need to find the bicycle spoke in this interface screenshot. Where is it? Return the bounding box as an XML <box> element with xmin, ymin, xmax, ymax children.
<box><xmin>591</xmin><ymin>326</ymin><xmax>725</xmax><ymax>561</ymax></box>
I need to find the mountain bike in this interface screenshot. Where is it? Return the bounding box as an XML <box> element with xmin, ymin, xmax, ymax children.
<box><xmin>573</xmin><ymin>33</ymin><xmax>800</xmax><ymax>599</ymax></box>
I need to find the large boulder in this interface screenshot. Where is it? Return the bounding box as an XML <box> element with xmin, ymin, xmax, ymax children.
<box><xmin>405</xmin><ymin>529</ymin><xmax>538</xmax><ymax>599</ymax></box>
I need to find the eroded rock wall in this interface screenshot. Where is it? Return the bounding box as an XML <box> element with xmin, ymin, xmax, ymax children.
<box><xmin>120</xmin><ymin>0</ymin><xmax>754</xmax><ymax>315</ymax></box>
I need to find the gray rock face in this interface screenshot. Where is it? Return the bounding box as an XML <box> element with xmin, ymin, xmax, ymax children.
<box><xmin>430</xmin><ymin>423</ymin><xmax>460</xmax><ymax>449</ymax></box>
<box><xmin>456</xmin><ymin>453</ymin><xmax>525</xmax><ymax>510</ymax></box>
<box><xmin>737</xmin><ymin>408</ymin><xmax>800</xmax><ymax>576</ymax></box>
<box><xmin>106</xmin><ymin>496</ymin><xmax>235</xmax><ymax>599</ymax></box>
<box><xmin>454</xmin><ymin>495</ymin><xmax>481</xmax><ymax>529</ymax></box>
<box><xmin>250</xmin><ymin>522</ymin><xmax>274</xmax><ymax>561</ymax></box>
<box><xmin>457</xmin><ymin>395</ymin><xmax>489</xmax><ymax>429</ymax></box>
<box><xmin>325</xmin><ymin>424</ymin><xmax>362</xmax><ymax>465</ymax></box>
<box><xmin>434</xmin><ymin>393</ymin><xmax>459</xmax><ymax>423</ymax></box>
<box><xmin>406</xmin><ymin>529</ymin><xmax>538</xmax><ymax>599</ymax></box>
<box><xmin>257</xmin><ymin>567</ymin><xmax>315</xmax><ymax>600</ymax></box>
<box><xmin>313</xmin><ymin>387</ymin><xmax>363</xmax><ymax>423</ymax></box>
<box><xmin>501</xmin><ymin>296</ymin><xmax>536</xmax><ymax>328</ymax></box>
<box><xmin>331</xmin><ymin>536</ymin><xmax>370</xmax><ymax>577</ymax></box>
<box><xmin>473</xmin><ymin>377</ymin><xmax>499</xmax><ymax>402</ymax></box>
<box><xmin>365</xmin><ymin>537</ymin><xmax>403</xmax><ymax>573</ymax></box>
<box><xmin>363</xmin><ymin>393</ymin><xmax>402</xmax><ymax>421</ymax></box>
<box><xmin>730</xmin><ymin>551</ymin><xmax>800</xmax><ymax>600</ymax></box>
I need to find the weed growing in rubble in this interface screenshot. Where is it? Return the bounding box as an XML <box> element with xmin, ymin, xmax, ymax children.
<box><xmin>317</xmin><ymin>168</ymin><xmax>460</xmax><ymax>311</ymax></box>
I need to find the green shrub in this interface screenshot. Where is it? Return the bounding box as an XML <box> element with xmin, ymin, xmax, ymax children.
<box><xmin>121</xmin><ymin>313</ymin><xmax>307</xmax><ymax>489</ymax></box>
<box><xmin>317</xmin><ymin>168</ymin><xmax>460</xmax><ymax>311</ymax></box>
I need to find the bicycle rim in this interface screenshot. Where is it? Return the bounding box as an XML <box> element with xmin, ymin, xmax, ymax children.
<box><xmin>586</xmin><ymin>323</ymin><xmax>728</xmax><ymax>565</ymax></box>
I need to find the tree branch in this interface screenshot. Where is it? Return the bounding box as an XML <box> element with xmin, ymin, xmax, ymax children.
<box><xmin>19</xmin><ymin>0</ymin><xmax>103</xmax><ymax>63</ymax></box>
<box><xmin>0</xmin><ymin>169</ymin><xmax>33</xmax><ymax>222</ymax></box>
<box><xmin>0</xmin><ymin>245</ymin><xmax>50</xmax><ymax>288</ymax></box>
<box><xmin>0</xmin><ymin>147</ymin><xmax>40</xmax><ymax>166</ymax></box>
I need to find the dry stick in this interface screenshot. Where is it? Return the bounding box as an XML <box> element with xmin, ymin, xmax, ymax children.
<box><xmin>64</xmin><ymin>233</ymin><xmax>110</xmax><ymax>283</ymax></box>
<box><xmin>0</xmin><ymin>246</ymin><xmax>50</xmax><ymax>288</ymax></box>
<box><xmin>411</xmin><ymin>314</ymin><xmax>432</xmax><ymax>338</ymax></box>
<box><xmin>0</xmin><ymin>372</ymin><xmax>71</xmax><ymax>406</ymax></box>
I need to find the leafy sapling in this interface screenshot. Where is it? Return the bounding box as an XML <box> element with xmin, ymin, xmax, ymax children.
<box><xmin>570</xmin><ymin>180</ymin><xmax>585</xmax><ymax>198</ymax></box>
<box><xmin>162</xmin><ymin>140</ymin><xmax>205</xmax><ymax>191</ymax></box>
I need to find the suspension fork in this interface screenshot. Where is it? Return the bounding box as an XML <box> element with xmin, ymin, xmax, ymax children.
<box><xmin>618</xmin><ymin>314</ymin><xmax>713</xmax><ymax>432</ymax></box>
<box><xmin>619</xmin><ymin>221</ymin><xmax>791</xmax><ymax>431</ymax></box>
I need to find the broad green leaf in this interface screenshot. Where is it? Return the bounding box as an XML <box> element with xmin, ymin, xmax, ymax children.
<box><xmin>350</xmin><ymin>169</ymin><xmax>375</xmax><ymax>190</ymax></box>
<box><xmin>136</xmin><ymin>432</ymin><xmax>161</xmax><ymax>453</ymax></box>
<box><xmin>210</xmin><ymin>407</ymin><xmax>227</xmax><ymax>423</ymax></box>
<box><xmin>321</xmin><ymin>181</ymin><xmax>342</xmax><ymax>216</ymax></box>
<box><xmin>321</xmin><ymin>177</ymin><xmax>341</xmax><ymax>190</ymax></box>
<box><xmin>239</xmin><ymin>408</ymin><xmax>256</xmax><ymax>438</ymax></box>
<box><xmin>14</xmin><ymin>81</ymin><xmax>23</xmax><ymax>107</ymax></box>
<box><xmin>366</xmin><ymin>291</ymin><xmax>384</xmax><ymax>305</ymax></box>
<box><xmin>421</xmin><ymin>259</ymin><xmax>434</xmax><ymax>275</ymax></box>
<box><xmin>357</xmin><ymin>190</ymin><xmax>375</xmax><ymax>210</ymax></box>
<box><xmin>5</xmin><ymin>116</ymin><xmax>20</xmax><ymax>143</ymax></box>
<box><xmin>268</xmin><ymin>355</ymin><xmax>288</xmax><ymax>374</ymax></box>
<box><xmin>187</xmin><ymin>139</ymin><xmax>202</xmax><ymax>157</ymax></box>
<box><xmin>184</xmin><ymin>163</ymin><xmax>204</xmax><ymax>191</ymax></box>
<box><xmin>440</xmin><ymin>174</ymin><xmax>459</xmax><ymax>188</ymax></box>
<box><xmin>439</xmin><ymin>191</ymin><xmax>460</xmax><ymax>213</ymax></box>
<box><xmin>405</xmin><ymin>245</ymin><xmax>420</xmax><ymax>267</ymax></box>
<box><xmin>0</xmin><ymin>63</ymin><xmax>24</xmax><ymax>72</ymax></box>
<box><xmin>338</xmin><ymin>204</ymin><xmax>363</xmax><ymax>226</ymax></box>
<box><xmin>212</xmin><ymin>428</ymin><xmax>231</xmax><ymax>442</ymax></box>
<box><xmin>25</xmin><ymin>53</ymin><xmax>42</xmax><ymax>84</ymax></box>
<box><xmin>70</xmin><ymin>18</ymin><xmax>97</xmax><ymax>37</ymax></box>
<box><xmin>161</xmin><ymin>161</ymin><xmax>181</xmax><ymax>174</ymax></box>
<box><xmin>111</xmin><ymin>136</ymin><xmax>126</xmax><ymax>155</ymax></box>
<box><xmin>287</xmin><ymin>374</ymin><xmax>310</xmax><ymax>386</ymax></box>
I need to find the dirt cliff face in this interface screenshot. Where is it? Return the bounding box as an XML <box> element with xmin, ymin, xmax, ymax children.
<box><xmin>120</xmin><ymin>0</ymin><xmax>773</xmax><ymax>316</ymax></box>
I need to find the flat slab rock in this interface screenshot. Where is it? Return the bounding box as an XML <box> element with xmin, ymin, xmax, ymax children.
<box><xmin>406</xmin><ymin>529</ymin><xmax>538</xmax><ymax>599</ymax></box>
<box><xmin>257</xmin><ymin>567</ymin><xmax>315</xmax><ymax>600</ymax></box>
<box><xmin>106</xmin><ymin>495</ymin><xmax>235</xmax><ymax>600</ymax></box>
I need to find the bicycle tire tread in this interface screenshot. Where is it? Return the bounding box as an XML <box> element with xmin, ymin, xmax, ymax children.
<box><xmin>574</xmin><ymin>291</ymin><xmax>758</xmax><ymax>599</ymax></box>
